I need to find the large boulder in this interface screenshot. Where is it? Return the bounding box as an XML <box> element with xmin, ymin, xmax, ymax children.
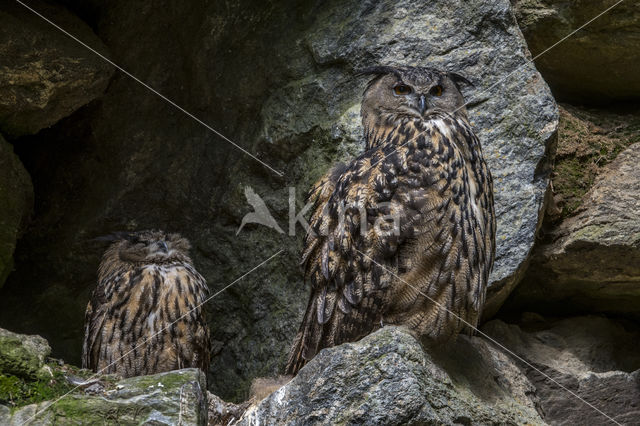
<box><xmin>239</xmin><ymin>326</ymin><xmax>544</xmax><ymax>425</ymax></box>
<box><xmin>0</xmin><ymin>0</ymin><xmax>113</xmax><ymax>137</ymax></box>
<box><xmin>0</xmin><ymin>0</ymin><xmax>556</xmax><ymax>399</ymax></box>
<box><xmin>1</xmin><ymin>368</ymin><xmax>207</xmax><ymax>425</ymax></box>
<box><xmin>0</xmin><ymin>134</ymin><xmax>32</xmax><ymax>289</ymax></box>
<box><xmin>513</xmin><ymin>0</ymin><xmax>640</xmax><ymax>102</ymax></box>
<box><xmin>0</xmin><ymin>328</ymin><xmax>50</xmax><ymax>380</ymax></box>
<box><xmin>506</xmin><ymin>142</ymin><xmax>640</xmax><ymax>318</ymax></box>
<box><xmin>483</xmin><ymin>316</ymin><xmax>640</xmax><ymax>425</ymax></box>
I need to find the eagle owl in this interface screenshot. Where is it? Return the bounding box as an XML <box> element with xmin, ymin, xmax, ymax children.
<box><xmin>286</xmin><ymin>66</ymin><xmax>495</xmax><ymax>374</ymax></box>
<box><xmin>82</xmin><ymin>230</ymin><xmax>211</xmax><ymax>378</ymax></box>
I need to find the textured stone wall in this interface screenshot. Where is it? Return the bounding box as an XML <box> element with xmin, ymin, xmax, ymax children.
<box><xmin>0</xmin><ymin>0</ymin><xmax>557</xmax><ymax>400</ymax></box>
<box><xmin>0</xmin><ymin>1</ymin><xmax>638</xmax><ymax>422</ymax></box>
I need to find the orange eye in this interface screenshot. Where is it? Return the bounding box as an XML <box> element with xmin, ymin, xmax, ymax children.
<box><xmin>393</xmin><ymin>84</ymin><xmax>412</xmax><ymax>95</ymax></box>
<box><xmin>430</xmin><ymin>85</ymin><xmax>443</xmax><ymax>96</ymax></box>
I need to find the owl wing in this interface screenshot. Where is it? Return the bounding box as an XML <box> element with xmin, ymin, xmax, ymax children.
<box><xmin>82</xmin><ymin>276</ymin><xmax>111</xmax><ymax>371</ymax></box>
<box><xmin>383</xmin><ymin>129</ymin><xmax>495</xmax><ymax>339</ymax></box>
<box><xmin>286</xmin><ymin>144</ymin><xmax>419</xmax><ymax>374</ymax></box>
<box><xmin>170</xmin><ymin>266</ymin><xmax>211</xmax><ymax>374</ymax></box>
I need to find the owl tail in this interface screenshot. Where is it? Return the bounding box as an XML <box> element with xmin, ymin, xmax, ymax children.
<box><xmin>285</xmin><ymin>293</ymin><xmax>323</xmax><ymax>375</ymax></box>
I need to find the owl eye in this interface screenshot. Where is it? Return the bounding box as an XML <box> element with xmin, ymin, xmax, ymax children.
<box><xmin>430</xmin><ymin>85</ymin><xmax>443</xmax><ymax>96</ymax></box>
<box><xmin>393</xmin><ymin>84</ymin><xmax>412</xmax><ymax>95</ymax></box>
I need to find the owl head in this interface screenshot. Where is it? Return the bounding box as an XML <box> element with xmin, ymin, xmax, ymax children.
<box><xmin>358</xmin><ymin>65</ymin><xmax>472</xmax><ymax>131</ymax></box>
<box><xmin>98</xmin><ymin>230</ymin><xmax>192</xmax><ymax>264</ymax></box>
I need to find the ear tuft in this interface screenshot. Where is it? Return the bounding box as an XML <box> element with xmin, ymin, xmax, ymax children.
<box><xmin>448</xmin><ymin>72</ymin><xmax>474</xmax><ymax>90</ymax></box>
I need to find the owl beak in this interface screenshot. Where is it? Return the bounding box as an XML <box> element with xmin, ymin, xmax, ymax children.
<box><xmin>158</xmin><ymin>241</ymin><xmax>169</xmax><ymax>253</ymax></box>
<box><xmin>418</xmin><ymin>94</ymin><xmax>427</xmax><ymax>115</ymax></box>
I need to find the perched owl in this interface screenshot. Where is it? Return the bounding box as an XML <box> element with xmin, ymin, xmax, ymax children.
<box><xmin>82</xmin><ymin>230</ymin><xmax>211</xmax><ymax>378</ymax></box>
<box><xmin>286</xmin><ymin>66</ymin><xmax>495</xmax><ymax>374</ymax></box>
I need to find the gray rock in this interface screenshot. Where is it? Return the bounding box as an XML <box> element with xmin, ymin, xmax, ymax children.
<box><xmin>483</xmin><ymin>316</ymin><xmax>640</xmax><ymax>425</ymax></box>
<box><xmin>513</xmin><ymin>0</ymin><xmax>640</xmax><ymax>102</ymax></box>
<box><xmin>507</xmin><ymin>143</ymin><xmax>640</xmax><ymax>318</ymax></box>
<box><xmin>0</xmin><ymin>0</ymin><xmax>556</xmax><ymax>399</ymax></box>
<box><xmin>3</xmin><ymin>368</ymin><xmax>207</xmax><ymax>425</ymax></box>
<box><xmin>0</xmin><ymin>0</ymin><xmax>113</xmax><ymax>137</ymax></box>
<box><xmin>239</xmin><ymin>326</ymin><xmax>544</xmax><ymax>425</ymax></box>
<box><xmin>207</xmin><ymin>391</ymin><xmax>249</xmax><ymax>426</ymax></box>
<box><xmin>0</xmin><ymin>404</ymin><xmax>9</xmax><ymax>423</ymax></box>
<box><xmin>0</xmin><ymin>134</ymin><xmax>32</xmax><ymax>289</ymax></box>
<box><xmin>0</xmin><ymin>327</ymin><xmax>50</xmax><ymax>380</ymax></box>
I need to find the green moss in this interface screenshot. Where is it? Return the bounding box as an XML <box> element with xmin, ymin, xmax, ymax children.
<box><xmin>126</xmin><ymin>370</ymin><xmax>191</xmax><ymax>391</ymax></box>
<box><xmin>552</xmin><ymin>105</ymin><xmax>640</xmax><ymax>219</ymax></box>
<box><xmin>553</xmin><ymin>157</ymin><xmax>594</xmax><ymax>214</ymax></box>
<box><xmin>0</xmin><ymin>336</ymin><xmax>46</xmax><ymax>380</ymax></box>
<box><xmin>0</xmin><ymin>365</ymin><xmax>76</xmax><ymax>409</ymax></box>
<box><xmin>47</xmin><ymin>395</ymin><xmax>150</xmax><ymax>424</ymax></box>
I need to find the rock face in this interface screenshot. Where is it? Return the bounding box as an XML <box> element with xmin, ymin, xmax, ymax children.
<box><xmin>1</xmin><ymin>368</ymin><xmax>208</xmax><ymax>425</ymax></box>
<box><xmin>207</xmin><ymin>391</ymin><xmax>250</xmax><ymax>426</ymax></box>
<box><xmin>0</xmin><ymin>135</ymin><xmax>32</xmax><ymax>289</ymax></box>
<box><xmin>483</xmin><ymin>316</ymin><xmax>640</xmax><ymax>425</ymax></box>
<box><xmin>513</xmin><ymin>0</ymin><xmax>640</xmax><ymax>102</ymax></box>
<box><xmin>0</xmin><ymin>0</ymin><xmax>556</xmax><ymax>399</ymax></box>
<box><xmin>0</xmin><ymin>328</ymin><xmax>50</xmax><ymax>380</ymax></box>
<box><xmin>0</xmin><ymin>0</ymin><xmax>113</xmax><ymax>137</ymax></box>
<box><xmin>506</xmin><ymin>143</ymin><xmax>640</xmax><ymax>318</ymax></box>
<box><xmin>239</xmin><ymin>326</ymin><xmax>544</xmax><ymax>425</ymax></box>
<box><xmin>548</xmin><ymin>104</ymin><xmax>640</xmax><ymax>219</ymax></box>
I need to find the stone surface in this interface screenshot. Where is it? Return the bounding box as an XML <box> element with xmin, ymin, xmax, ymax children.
<box><xmin>0</xmin><ymin>0</ymin><xmax>556</xmax><ymax>400</ymax></box>
<box><xmin>0</xmin><ymin>134</ymin><xmax>32</xmax><ymax>289</ymax></box>
<box><xmin>506</xmin><ymin>143</ymin><xmax>640</xmax><ymax>318</ymax></box>
<box><xmin>239</xmin><ymin>326</ymin><xmax>544</xmax><ymax>425</ymax></box>
<box><xmin>207</xmin><ymin>391</ymin><xmax>249</xmax><ymax>426</ymax></box>
<box><xmin>513</xmin><ymin>0</ymin><xmax>640</xmax><ymax>102</ymax></box>
<box><xmin>0</xmin><ymin>0</ymin><xmax>113</xmax><ymax>137</ymax></box>
<box><xmin>0</xmin><ymin>327</ymin><xmax>50</xmax><ymax>379</ymax></box>
<box><xmin>483</xmin><ymin>316</ymin><xmax>640</xmax><ymax>425</ymax></box>
<box><xmin>1</xmin><ymin>368</ymin><xmax>207</xmax><ymax>425</ymax></box>
<box><xmin>548</xmin><ymin>104</ymin><xmax>640</xmax><ymax>220</ymax></box>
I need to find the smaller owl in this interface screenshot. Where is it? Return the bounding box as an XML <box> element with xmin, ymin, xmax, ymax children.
<box><xmin>82</xmin><ymin>230</ymin><xmax>211</xmax><ymax>378</ymax></box>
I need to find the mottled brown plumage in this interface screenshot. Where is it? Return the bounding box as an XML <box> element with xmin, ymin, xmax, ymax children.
<box><xmin>286</xmin><ymin>66</ymin><xmax>495</xmax><ymax>374</ymax></box>
<box><xmin>82</xmin><ymin>230</ymin><xmax>211</xmax><ymax>378</ymax></box>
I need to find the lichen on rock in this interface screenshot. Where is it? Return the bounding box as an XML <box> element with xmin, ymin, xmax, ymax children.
<box><xmin>0</xmin><ymin>328</ymin><xmax>50</xmax><ymax>380</ymax></box>
<box><xmin>238</xmin><ymin>326</ymin><xmax>544</xmax><ymax>425</ymax></box>
<box><xmin>2</xmin><ymin>368</ymin><xmax>207</xmax><ymax>425</ymax></box>
<box><xmin>506</xmin><ymin>142</ymin><xmax>640</xmax><ymax>318</ymax></box>
<box><xmin>0</xmin><ymin>327</ymin><xmax>84</xmax><ymax>410</ymax></box>
<box><xmin>550</xmin><ymin>105</ymin><xmax>640</xmax><ymax>219</ymax></box>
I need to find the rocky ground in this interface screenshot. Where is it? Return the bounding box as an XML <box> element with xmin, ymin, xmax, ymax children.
<box><xmin>0</xmin><ymin>327</ymin><xmax>207</xmax><ymax>425</ymax></box>
<box><xmin>0</xmin><ymin>0</ymin><xmax>638</xmax><ymax>424</ymax></box>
